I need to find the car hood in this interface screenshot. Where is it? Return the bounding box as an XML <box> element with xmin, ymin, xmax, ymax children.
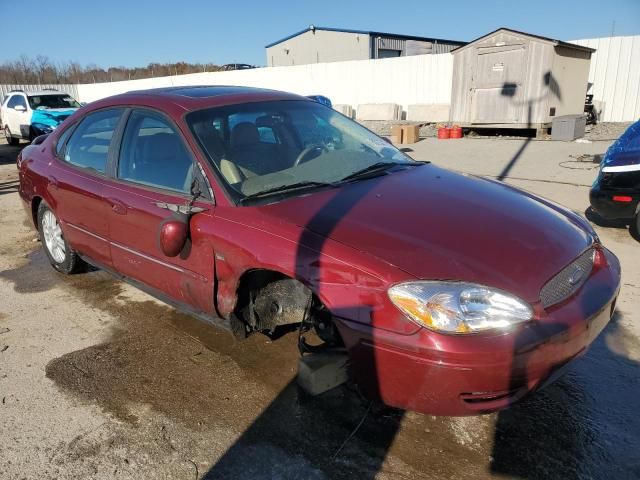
<box><xmin>31</xmin><ymin>108</ymin><xmax>77</xmax><ymax>128</ymax></box>
<box><xmin>259</xmin><ymin>165</ymin><xmax>594</xmax><ymax>303</ymax></box>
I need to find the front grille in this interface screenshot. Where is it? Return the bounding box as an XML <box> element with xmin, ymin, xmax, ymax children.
<box><xmin>540</xmin><ymin>248</ymin><xmax>595</xmax><ymax>309</ymax></box>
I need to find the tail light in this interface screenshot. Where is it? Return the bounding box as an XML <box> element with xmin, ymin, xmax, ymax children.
<box><xmin>593</xmin><ymin>245</ymin><xmax>608</xmax><ymax>270</ymax></box>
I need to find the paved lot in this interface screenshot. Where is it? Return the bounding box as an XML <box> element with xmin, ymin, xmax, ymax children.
<box><xmin>0</xmin><ymin>135</ymin><xmax>639</xmax><ymax>480</ymax></box>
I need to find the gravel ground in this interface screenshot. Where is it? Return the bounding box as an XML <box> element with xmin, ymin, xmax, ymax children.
<box><xmin>1</xmin><ymin>134</ymin><xmax>639</xmax><ymax>480</ymax></box>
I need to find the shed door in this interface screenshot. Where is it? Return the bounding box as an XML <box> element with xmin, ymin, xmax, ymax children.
<box><xmin>471</xmin><ymin>45</ymin><xmax>526</xmax><ymax>123</ymax></box>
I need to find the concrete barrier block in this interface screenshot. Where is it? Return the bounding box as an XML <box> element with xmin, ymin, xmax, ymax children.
<box><xmin>356</xmin><ymin>103</ymin><xmax>402</xmax><ymax>121</ymax></box>
<box><xmin>297</xmin><ymin>353</ymin><xmax>349</xmax><ymax>396</ymax></box>
<box><xmin>407</xmin><ymin>104</ymin><xmax>451</xmax><ymax>122</ymax></box>
<box><xmin>333</xmin><ymin>104</ymin><xmax>354</xmax><ymax>118</ymax></box>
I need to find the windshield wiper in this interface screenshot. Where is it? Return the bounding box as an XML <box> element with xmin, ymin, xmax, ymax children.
<box><xmin>239</xmin><ymin>181</ymin><xmax>336</xmax><ymax>204</ymax></box>
<box><xmin>338</xmin><ymin>162</ymin><xmax>418</xmax><ymax>183</ymax></box>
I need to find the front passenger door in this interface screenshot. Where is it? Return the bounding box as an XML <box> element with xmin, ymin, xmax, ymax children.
<box><xmin>6</xmin><ymin>94</ymin><xmax>30</xmax><ymax>137</ymax></box>
<box><xmin>103</xmin><ymin>109</ymin><xmax>216</xmax><ymax>314</ymax></box>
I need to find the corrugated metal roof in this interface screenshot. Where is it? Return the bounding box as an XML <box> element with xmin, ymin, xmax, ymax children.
<box><xmin>265</xmin><ymin>26</ymin><xmax>466</xmax><ymax>48</ymax></box>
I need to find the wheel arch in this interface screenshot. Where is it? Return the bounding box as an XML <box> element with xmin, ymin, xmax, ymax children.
<box><xmin>31</xmin><ymin>196</ymin><xmax>43</xmax><ymax>230</ymax></box>
<box><xmin>228</xmin><ymin>267</ymin><xmax>340</xmax><ymax>341</ymax></box>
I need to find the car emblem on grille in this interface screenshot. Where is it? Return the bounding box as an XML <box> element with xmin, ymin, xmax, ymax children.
<box><xmin>568</xmin><ymin>266</ymin><xmax>584</xmax><ymax>286</ymax></box>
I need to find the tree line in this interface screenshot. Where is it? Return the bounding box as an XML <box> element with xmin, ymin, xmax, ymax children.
<box><xmin>0</xmin><ymin>55</ymin><xmax>226</xmax><ymax>84</ymax></box>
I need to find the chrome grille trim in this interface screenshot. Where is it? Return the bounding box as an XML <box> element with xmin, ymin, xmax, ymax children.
<box><xmin>540</xmin><ymin>248</ymin><xmax>595</xmax><ymax>309</ymax></box>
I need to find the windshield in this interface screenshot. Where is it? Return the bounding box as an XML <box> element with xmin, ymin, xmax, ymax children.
<box><xmin>28</xmin><ymin>94</ymin><xmax>81</xmax><ymax>110</ymax></box>
<box><xmin>187</xmin><ymin>100</ymin><xmax>417</xmax><ymax>203</ymax></box>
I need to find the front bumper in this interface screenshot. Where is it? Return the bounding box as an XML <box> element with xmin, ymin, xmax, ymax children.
<box><xmin>337</xmin><ymin>248</ymin><xmax>621</xmax><ymax>416</ymax></box>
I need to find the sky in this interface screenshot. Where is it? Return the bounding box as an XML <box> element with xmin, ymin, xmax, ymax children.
<box><xmin>1</xmin><ymin>0</ymin><xmax>639</xmax><ymax>68</ymax></box>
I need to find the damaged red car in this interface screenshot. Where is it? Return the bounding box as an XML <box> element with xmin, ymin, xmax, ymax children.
<box><xmin>17</xmin><ymin>86</ymin><xmax>621</xmax><ymax>415</ymax></box>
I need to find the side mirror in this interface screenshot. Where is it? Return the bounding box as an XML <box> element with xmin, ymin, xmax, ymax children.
<box><xmin>14</xmin><ymin>105</ymin><xmax>26</xmax><ymax>112</ymax></box>
<box><xmin>158</xmin><ymin>214</ymin><xmax>189</xmax><ymax>257</ymax></box>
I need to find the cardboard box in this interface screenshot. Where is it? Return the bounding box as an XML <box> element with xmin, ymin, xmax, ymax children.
<box><xmin>390</xmin><ymin>125</ymin><xmax>403</xmax><ymax>144</ymax></box>
<box><xmin>402</xmin><ymin>124</ymin><xmax>420</xmax><ymax>144</ymax></box>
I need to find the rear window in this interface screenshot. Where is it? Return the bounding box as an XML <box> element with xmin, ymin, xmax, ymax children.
<box><xmin>28</xmin><ymin>94</ymin><xmax>80</xmax><ymax>110</ymax></box>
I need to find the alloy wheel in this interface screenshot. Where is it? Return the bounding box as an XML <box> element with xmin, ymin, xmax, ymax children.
<box><xmin>42</xmin><ymin>210</ymin><xmax>66</xmax><ymax>263</ymax></box>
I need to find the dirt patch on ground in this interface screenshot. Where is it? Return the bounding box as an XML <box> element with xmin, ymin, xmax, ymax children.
<box><xmin>1</xmin><ymin>248</ymin><xmax>488</xmax><ymax>479</ymax></box>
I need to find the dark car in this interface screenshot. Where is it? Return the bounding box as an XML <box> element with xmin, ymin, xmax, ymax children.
<box><xmin>221</xmin><ymin>63</ymin><xmax>256</xmax><ymax>71</ymax></box>
<box><xmin>17</xmin><ymin>86</ymin><xmax>620</xmax><ymax>416</ymax></box>
<box><xmin>590</xmin><ymin>120</ymin><xmax>640</xmax><ymax>232</ymax></box>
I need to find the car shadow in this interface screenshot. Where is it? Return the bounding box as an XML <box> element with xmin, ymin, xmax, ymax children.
<box><xmin>0</xmin><ymin>140</ymin><xmax>25</xmax><ymax>165</ymax></box>
<box><xmin>203</xmin><ymin>177</ymin><xmax>405</xmax><ymax>478</ymax></box>
<box><xmin>585</xmin><ymin>207</ymin><xmax>640</xmax><ymax>244</ymax></box>
<box><xmin>490</xmin><ymin>308</ymin><xmax>640</xmax><ymax>479</ymax></box>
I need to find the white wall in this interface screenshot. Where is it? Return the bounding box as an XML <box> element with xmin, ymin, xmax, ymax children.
<box><xmin>570</xmin><ymin>35</ymin><xmax>640</xmax><ymax>122</ymax></box>
<box><xmin>77</xmin><ymin>53</ymin><xmax>453</xmax><ymax>113</ymax></box>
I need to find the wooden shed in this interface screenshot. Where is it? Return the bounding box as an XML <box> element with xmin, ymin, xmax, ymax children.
<box><xmin>450</xmin><ymin>28</ymin><xmax>595</xmax><ymax>130</ymax></box>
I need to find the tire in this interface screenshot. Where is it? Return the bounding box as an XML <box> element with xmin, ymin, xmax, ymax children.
<box><xmin>4</xmin><ymin>126</ymin><xmax>19</xmax><ymax>146</ymax></box>
<box><xmin>37</xmin><ymin>202</ymin><xmax>86</xmax><ymax>274</ymax></box>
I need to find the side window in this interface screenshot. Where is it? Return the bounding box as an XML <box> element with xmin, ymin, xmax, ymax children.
<box><xmin>64</xmin><ymin>109</ymin><xmax>123</xmax><ymax>173</ymax></box>
<box><xmin>257</xmin><ymin>126</ymin><xmax>277</xmax><ymax>144</ymax></box>
<box><xmin>118</xmin><ymin>110</ymin><xmax>195</xmax><ymax>194</ymax></box>
<box><xmin>290</xmin><ymin>111</ymin><xmax>337</xmax><ymax>147</ymax></box>
<box><xmin>7</xmin><ymin>95</ymin><xmax>26</xmax><ymax>109</ymax></box>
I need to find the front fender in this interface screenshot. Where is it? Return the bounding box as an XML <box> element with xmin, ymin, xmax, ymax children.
<box><xmin>207</xmin><ymin>209</ymin><xmax>420</xmax><ymax>335</ymax></box>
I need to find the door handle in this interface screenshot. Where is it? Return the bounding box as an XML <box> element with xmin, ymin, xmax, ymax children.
<box><xmin>106</xmin><ymin>197</ymin><xmax>128</xmax><ymax>215</ymax></box>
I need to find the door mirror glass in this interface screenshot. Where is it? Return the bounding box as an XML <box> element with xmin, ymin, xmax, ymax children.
<box><xmin>159</xmin><ymin>215</ymin><xmax>189</xmax><ymax>257</ymax></box>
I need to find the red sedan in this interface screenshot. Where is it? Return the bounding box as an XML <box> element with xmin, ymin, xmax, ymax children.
<box><xmin>17</xmin><ymin>86</ymin><xmax>620</xmax><ymax>415</ymax></box>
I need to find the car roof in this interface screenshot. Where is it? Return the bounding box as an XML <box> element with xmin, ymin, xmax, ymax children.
<box><xmin>93</xmin><ymin>85</ymin><xmax>307</xmax><ymax>113</ymax></box>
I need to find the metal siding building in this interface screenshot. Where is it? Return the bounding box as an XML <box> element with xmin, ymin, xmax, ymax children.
<box><xmin>450</xmin><ymin>28</ymin><xmax>595</xmax><ymax>128</ymax></box>
<box><xmin>266</xmin><ymin>26</ymin><xmax>465</xmax><ymax>67</ymax></box>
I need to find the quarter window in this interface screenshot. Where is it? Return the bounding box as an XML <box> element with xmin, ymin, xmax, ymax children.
<box><xmin>63</xmin><ymin>109</ymin><xmax>123</xmax><ymax>173</ymax></box>
<box><xmin>55</xmin><ymin>125</ymin><xmax>75</xmax><ymax>157</ymax></box>
<box><xmin>118</xmin><ymin>110</ymin><xmax>194</xmax><ymax>194</ymax></box>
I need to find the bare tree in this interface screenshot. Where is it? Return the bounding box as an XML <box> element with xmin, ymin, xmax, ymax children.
<box><xmin>0</xmin><ymin>55</ymin><xmax>227</xmax><ymax>85</ymax></box>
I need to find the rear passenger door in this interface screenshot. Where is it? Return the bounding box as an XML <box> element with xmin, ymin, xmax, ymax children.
<box><xmin>103</xmin><ymin>108</ymin><xmax>216</xmax><ymax>314</ymax></box>
<box><xmin>51</xmin><ymin>108</ymin><xmax>125</xmax><ymax>268</ymax></box>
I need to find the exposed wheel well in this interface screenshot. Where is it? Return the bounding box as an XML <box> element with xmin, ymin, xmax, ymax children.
<box><xmin>232</xmin><ymin>269</ymin><xmax>342</xmax><ymax>346</ymax></box>
<box><xmin>31</xmin><ymin>197</ymin><xmax>43</xmax><ymax>230</ymax></box>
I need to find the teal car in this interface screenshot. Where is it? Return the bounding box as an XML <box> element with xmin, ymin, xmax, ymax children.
<box><xmin>1</xmin><ymin>89</ymin><xmax>81</xmax><ymax>144</ymax></box>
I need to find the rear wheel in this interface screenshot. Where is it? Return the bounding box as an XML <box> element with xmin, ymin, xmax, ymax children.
<box><xmin>37</xmin><ymin>202</ymin><xmax>86</xmax><ymax>274</ymax></box>
<box><xmin>4</xmin><ymin>126</ymin><xmax>19</xmax><ymax>146</ymax></box>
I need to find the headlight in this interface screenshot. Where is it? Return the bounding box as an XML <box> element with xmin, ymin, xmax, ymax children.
<box><xmin>388</xmin><ymin>281</ymin><xmax>533</xmax><ymax>334</ymax></box>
